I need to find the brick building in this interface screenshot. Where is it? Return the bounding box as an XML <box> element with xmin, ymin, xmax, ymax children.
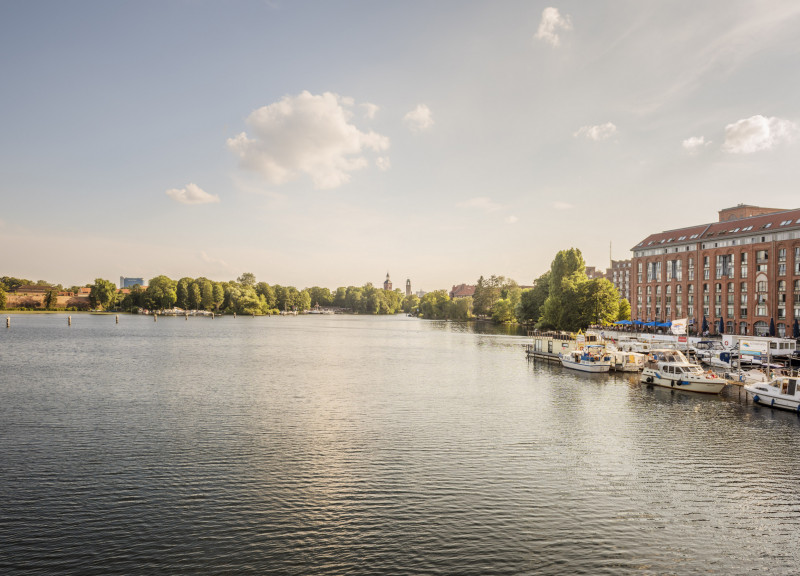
<box><xmin>631</xmin><ymin>205</ymin><xmax>800</xmax><ymax>337</ymax></box>
<box><xmin>607</xmin><ymin>259</ymin><xmax>632</xmax><ymax>303</ymax></box>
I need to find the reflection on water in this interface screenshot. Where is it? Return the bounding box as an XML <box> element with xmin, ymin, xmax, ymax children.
<box><xmin>1</xmin><ymin>313</ymin><xmax>799</xmax><ymax>574</ymax></box>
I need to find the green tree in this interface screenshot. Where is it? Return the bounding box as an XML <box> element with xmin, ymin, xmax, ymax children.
<box><xmin>617</xmin><ymin>298</ymin><xmax>631</xmax><ymax>321</ymax></box>
<box><xmin>255</xmin><ymin>282</ymin><xmax>276</xmax><ymax>309</ymax></box>
<box><xmin>44</xmin><ymin>289</ymin><xmax>59</xmax><ymax>310</ymax></box>
<box><xmin>516</xmin><ymin>271</ymin><xmax>550</xmax><ymax>324</ymax></box>
<box><xmin>237</xmin><ymin>272</ymin><xmax>256</xmax><ymax>287</ymax></box>
<box><xmin>89</xmin><ymin>278</ymin><xmax>117</xmax><ymax>310</ymax></box>
<box><xmin>212</xmin><ymin>283</ymin><xmax>225</xmax><ymax>312</ymax></box>
<box><xmin>578</xmin><ymin>278</ymin><xmax>620</xmax><ymax>327</ymax></box>
<box><xmin>146</xmin><ymin>275</ymin><xmax>177</xmax><ymax>311</ymax></box>
<box><xmin>176</xmin><ymin>277</ymin><xmax>192</xmax><ymax>309</ymax></box>
<box><xmin>0</xmin><ymin>286</ymin><xmax>7</xmax><ymax>309</ymax></box>
<box><xmin>540</xmin><ymin>248</ymin><xmax>587</xmax><ymax>331</ymax></box>
<box><xmin>200</xmin><ymin>280</ymin><xmax>214</xmax><ymax>310</ymax></box>
<box><xmin>188</xmin><ymin>283</ymin><xmax>202</xmax><ymax>310</ymax></box>
<box><xmin>492</xmin><ymin>298</ymin><xmax>515</xmax><ymax>323</ymax></box>
<box><xmin>402</xmin><ymin>293</ymin><xmax>420</xmax><ymax>314</ymax></box>
<box><xmin>419</xmin><ymin>290</ymin><xmax>450</xmax><ymax>319</ymax></box>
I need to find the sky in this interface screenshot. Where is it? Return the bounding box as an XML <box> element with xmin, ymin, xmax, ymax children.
<box><xmin>2</xmin><ymin>1</ymin><xmax>800</xmax><ymax>292</ymax></box>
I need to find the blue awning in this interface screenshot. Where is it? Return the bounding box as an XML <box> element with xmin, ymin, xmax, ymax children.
<box><xmin>614</xmin><ymin>320</ymin><xmax>633</xmax><ymax>325</ymax></box>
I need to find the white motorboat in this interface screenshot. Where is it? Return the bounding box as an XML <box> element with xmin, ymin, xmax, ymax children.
<box><xmin>559</xmin><ymin>345</ymin><xmax>612</xmax><ymax>373</ymax></box>
<box><xmin>745</xmin><ymin>376</ymin><xmax>800</xmax><ymax>412</ymax></box>
<box><xmin>640</xmin><ymin>349</ymin><xmax>726</xmax><ymax>394</ymax></box>
<box><xmin>606</xmin><ymin>344</ymin><xmax>645</xmax><ymax>372</ymax></box>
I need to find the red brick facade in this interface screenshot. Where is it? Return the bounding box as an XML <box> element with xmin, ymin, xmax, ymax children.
<box><xmin>631</xmin><ymin>207</ymin><xmax>800</xmax><ymax>337</ymax></box>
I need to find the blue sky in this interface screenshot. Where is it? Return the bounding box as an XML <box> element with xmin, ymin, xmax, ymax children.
<box><xmin>2</xmin><ymin>1</ymin><xmax>800</xmax><ymax>291</ymax></box>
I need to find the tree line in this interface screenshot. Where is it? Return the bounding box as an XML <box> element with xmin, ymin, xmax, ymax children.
<box><xmin>3</xmin><ymin>250</ymin><xmax>630</xmax><ymax>329</ymax></box>
<box><xmin>0</xmin><ymin>273</ymin><xmax>419</xmax><ymax>316</ymax></box>
<box><xmin>415</xmin><ymin>248</ymin><xmax>630</xmax><ymax>331</ymax></box>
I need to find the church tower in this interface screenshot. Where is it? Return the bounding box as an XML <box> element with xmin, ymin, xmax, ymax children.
<box><xmin>383</xmin><ymin>272</ymin><xmax>392</xmax><ymax>291</ymax></box>
<box><xmin>406</xmin><ymin>278</ymin><xmax>411</xmax><ymax>297</ymax></box>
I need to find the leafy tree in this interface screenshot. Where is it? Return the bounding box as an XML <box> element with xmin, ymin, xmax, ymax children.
<box><xmin>419</xmin><ymin>290</ymin><xmax>450</xmax><ymax>319</ymax></box>
<box><xmin>200</xmin><ymin>280</ymin><xmax>214</xmax><ymax>310</ymax></box>
<box><xmin>176</xmin><ymin>277</ymin><xmax>192</xmax><ymax>309</ymax></box>
<box><xmin>333</xmin><ymin>287</ymin><xmax>347</xmax><ymax>308</ymax></box>
<box><xmin>617</xmin><ymin>298</ymin><xmax>631</xmax><ymax>321</ymax></box>
<box><xmin>255</xmin><ymin>282</ymin><xmax>276</xmax><ymax>309</ymax></box>
<box><xmin>307</xmin><ymin>286</ymin><xmax>333</xmax><ymax>307</ymax></box>
<box><xmin>492</xmin><ymin>298</ymin><xmax>515</xmax><ymax>323</ymax></box>
<box><xmin>0</xmin><ymin>286</ymin><xmax>6</xmax><ymax>309</ymax></box>
<box><xmin>237</xmin><ymin>272</ymin><xmax>256</xmax><ymax>287</ymax></box>
<box><xmin>146</xmin><ymin>275</ymin><xmax>177</xmax><ymax>310</ymax></box>
<box><xmin>540</xmin><ymin>248</ymin><xmax>587</xmax><ymax>331</ymax></box>
<box><xmin>1</xmin><ymin>276</ymin><xmax>31</xmax><ymax>292</ymax></box>
<box><xmin>188</xmin><ymin>283</ymin><xmax>202</xmax><ymax>310</ymax></box>
<box><xmin>402</xmin><ymin>293</ymin><xmax>420</xmax><ymax>314</ymax></box>
<box><xmin>212</xmin><ymin>283</ymin><xmax>225</xmax><ymax>312</ymax></box>
<box><xmin>448</xmin><ymin>296</ymin><xmax>473</xmax><ymax>320</ymax></box>
<box><xmin>516</xmin><ymin>271</ymin><xmax>550</xmax><ymax>324</ymax></box>
<box><xmin>578</xmin><ymin>278</ymin><xmax>620</xmax><ymax>326</ymax></box>
<box><xmin>44</xmin><ymin>289</ymin><xmax>59</xmax><ymax>310</ymax></box>
<box><xmin>89</xmin><ymin>278</ymin><xmax>117</xmax><ymax>310</ymax></box>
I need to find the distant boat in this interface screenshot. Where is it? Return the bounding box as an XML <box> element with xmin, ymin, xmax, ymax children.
<box><xmin>745</xmin><ymin>376</ymin><xmax>800</xmax><ymax>412</ymax></box>
<box><xmin>559</xmin><ymin>345</ymin><xmax>612</xmax><ymax>373</ymax></box>
<box><xmin>641</xmin><ymin>349</ymin><xmax>726</xmax><ymax>394</ymax></box>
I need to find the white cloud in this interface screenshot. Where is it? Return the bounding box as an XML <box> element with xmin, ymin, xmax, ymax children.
<box><xmin>505</xmin><ymin>215</ymin><xmax>519</xmax><ymax>224</ymax></box>
<box><xmin>535</xmin><ymin>7</ymin><xmax>573</xmax><ymax>47</ymax></box>
<box><xmin>361</xmin><ymin>102</ymin><xmax>379</xmax><ymax>119</ymax></box>
<box><xmin>721</xmin><ymin>115</ymin><xmax>796</xmax><ymax>154</ymax></box>
<box><xmin>458</xmin><ymin>196</ymin><xmax>503</xmax><ymax>212</ymax></box>
<box><xmin>165</xmin><ymin>183</ymin><xmax>220</xmax><ymax>204</ymax></box>
<box><xmin>200</xmin><ymin>251</ymin><xmax>228</xmax><ymax>267</ymax></box>
<box><xmin>404</xmin><ymin>104</ymin><xmax>434</xmax><ymax>132</ymax></box>
<box><xmin>552</xmin><ymin>201</ymin><xmax>573</xmax><ymax>210</ymax></box>
<box><xmin>574</xmin><ymin>122</ymin><xmax>617</xmax><ymax>141</ymax></box>
<box><xmin>682</xmin><ymin>136</ymin><xmax>712</xmax><ymax>153</ymax></box>
<box><xmin>376</xmin><ymin>156</ymin><xmax>391</xmax><ymax>171</ymax></box>
<box><xmin>227</xmin><ymin>91</ymin><xmax>390</xmax><ymax>190</ymax></box>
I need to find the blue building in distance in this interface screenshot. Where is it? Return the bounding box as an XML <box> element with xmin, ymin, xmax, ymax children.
<box><xmin>120</xmin><ymin>276</ymin><xmax>144</xmax><ymax>289</ymax></box>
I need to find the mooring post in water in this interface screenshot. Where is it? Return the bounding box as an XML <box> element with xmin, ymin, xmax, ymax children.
<box><xmin>154</xmin><ymin>313</ymin><xmax>157</xmax><ymax>322</ymax></box>
<box><xmin>234</xmin><ymin>313</ymin><xmax>236</xmax><ymax>319</ymax></box>
<box><xmin>6</xmin><ymin>316</ymin><xmax>9</xmax><ymax>328</ymax></box>
<box><xmin>68</xmin><ymin>316</ymin><xmax>71</xmax><ymax>326</ymax></box>
<box><xmin>116</xmin><ymin>315</ymin><xmax>119</xmax><ymax>324</ymax></box>
<box><xmin>212</xmin><ymin>312</ymin><xmax>215</xmax><ymax>319</ymax></box>
<box><xmin>185</xmin><ymin>312</ymin><xmax>188</xmax><ymax>321</ymax></box>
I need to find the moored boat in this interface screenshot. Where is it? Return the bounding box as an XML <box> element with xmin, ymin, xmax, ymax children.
<box><xmin>559</xmin><ymin>345</ymin><xmax>612</xmax><ymax>373</ymax></box>
<box><xmin>745</xmin><ymin>376</ymin><xmax>800</xmax><ymax>412</ymax></box>
<box><xmin>640</xmin><ymin>349</ymin><xmax>726</xmax><ymax>394</ymax></box>
<box><xmin>606</xmin><ymin>344</ymin><xmax>645</xmax><ymax>372</ymax></box>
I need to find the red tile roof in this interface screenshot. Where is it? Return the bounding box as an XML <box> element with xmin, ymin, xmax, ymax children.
<box><xmin>631</xmin><ymin>208</ymin><xmax>800</xmax><ymax>249</ymax></box>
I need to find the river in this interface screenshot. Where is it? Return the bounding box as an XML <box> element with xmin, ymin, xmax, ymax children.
<box><xmin>1</xmin><ymin>313</ymin><xmax>798</xmax><ymax>574</ymax></box>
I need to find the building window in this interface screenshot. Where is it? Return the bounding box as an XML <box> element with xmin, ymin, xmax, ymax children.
<box><xmin>757</xmin><ymin>281</ymin><xmax>767</xmax><ymax>293</ymax></box>
<box><xmin>795</xmin><ymin>247</ymin><xmax>800</xmax><ymax>274</ymax></box>
<box><xmin>778</xmin><ymin>248</ymin><xmax>786</xmax><ymax>261</ymax></box>
<box><xmin>779</xmin><ymin>263</ymin><xmax>786</xmax><ymax>276</ymax></box>
<box><xmin>740</xmin><ymin>282</ymin><xmax>747</xmax><ymax>293</ymax></box>
<box><xmin>756</xmin><ymin>305</ymin><xmax>767</xmax><ymax>317</ymax></box>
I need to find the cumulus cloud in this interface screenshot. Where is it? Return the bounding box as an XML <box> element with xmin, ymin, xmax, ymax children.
<box><xmin>721</xmin><ymin>115</ymin><xmax>796</xmax><ymax>154</ymax></box>
<box><xmin>165</xmin><ymin>183</ymin><xmax>220</xmax><ymax>204</ymax></box>
<box><xmin>535</xmin><ymin>7</ymin><xmax>573</xmax><ymax>47</ymax></box>
<box><xmin>459</xmin><ymin>196</ymin><xmax>503</xmax><ymax>212</ymax></box>
<box><xmin>552</xmin><ymin>201</ymin><xmax>573</xmax><ymax>210</ymax></box>
<box><xmin>376</xmin><ymin>156</ymin><xmax>391</xmax><ymax>171</ymax></box>
<box><xmin>574</xmin><ymin>122</ymin><xmax>617</xmax><ymax>141</ymax></box>
<box><xmin>200</xmin><ymin>251</ymin><xmax>228</xmax><ymax>267</ymax></box>
<box><xmin>227</xmin><ymin>91</ymin><xmax>390</xmax><ymax>190</ymax></box>
<box><xmin>361</xmin><ymin>102</ymin><xmax>379</xmax><ymax>119</ymax></box>
<box><xmin>404</xmin><ymin>104</ymin><xmax>434</xmax><ymax>132</ymax></box>
<box><xmin>682</xmin><ymin>136</ymin><xmax>712</xmax><ymax>153</ymax></box>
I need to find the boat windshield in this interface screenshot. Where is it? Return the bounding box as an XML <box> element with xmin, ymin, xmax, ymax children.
<box><xmin>650</xmin><ymin>349</ymin><xmax>689</xmax><ymax>363</ymax></box>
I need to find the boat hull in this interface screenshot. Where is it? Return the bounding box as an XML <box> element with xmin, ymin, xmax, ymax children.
<box><xmin>744</xmin><ymin>383</ymin><xmax>800</xmax><ymax>412</ymax></box>
<box><xmin>640</xmin><ymin>368</ymin><xmax>726</xmax><ymax>394</ymax></box>
<box><xmin>560</xmin><ymin>357</ymin><xmax>611</xmax><ymax>373</ymax></box>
